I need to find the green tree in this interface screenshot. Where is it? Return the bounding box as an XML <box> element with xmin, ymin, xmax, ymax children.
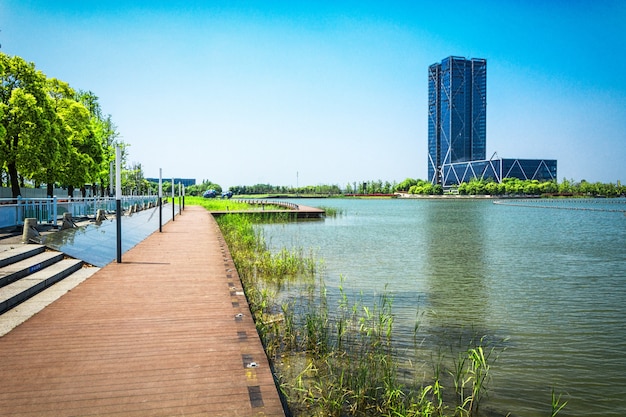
<box><xmin>558</xmin><ymin>178</ymin><xmax>574</xmax><ymax>195</ymax></box>
<box><xmin>76</xmin><ymin>91</ymin><xmax>120</xmax><ymax>197</ymax></box>
<box><xmin>0</xmin><ymin>53</ymin><xmax>60</xmax><ymax>198</ymax></box>
<box><xmin>485</xmin><ymin>180</ymin><xmax>505</xmax><ymax>196</ymax></box>
<box><xmin>395</xmin><ymin>178</ymin><xmax>418</xmax><ymax>192</ymax></box>
<box><xmin>540</xmin><ymin>180</ymin><xmax>558</xmax><ymax>194</ymax></box>
<box><xmin>46</xmin><ymin>78</ymin><xmax>102</xmax><ymax>197</ymax></box>
<box><xmin>122</xmin><ymin>162</ymin><xmax>149</xmax><ymax>195</ymax></box>
<box><xmin>523</xmin><ymin>180</ymin><xmax>541</xmax><ymax>196</ymax></box>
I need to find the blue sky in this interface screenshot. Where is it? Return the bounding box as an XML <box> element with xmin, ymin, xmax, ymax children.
<box><xmin>2</xmin><ymin>0</ymin><xmax>625</xmax><ymax>188</ymax></box>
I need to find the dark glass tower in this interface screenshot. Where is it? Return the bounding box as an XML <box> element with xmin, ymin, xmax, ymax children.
<box><xmin>428</xmin><ymin>56</ymin><xmax>487</xmax><ymax>184</ymax></box>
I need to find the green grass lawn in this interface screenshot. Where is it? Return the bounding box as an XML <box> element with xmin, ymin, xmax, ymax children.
<box><xmin>185</xmin><ymin>196</ymin><xmax>257</xmax><ymax>211</ymax></box>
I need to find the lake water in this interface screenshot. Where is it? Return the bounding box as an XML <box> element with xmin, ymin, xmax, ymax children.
<box><xmin>259</xmin><ymin>197</ymin><xmax>626</xmax><ymax>417</ymax></box>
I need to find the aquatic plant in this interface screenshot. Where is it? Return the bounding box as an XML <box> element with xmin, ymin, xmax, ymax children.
<box><xmin>315</xmin><ymin>205</ymin><xmax>345</xmax><ymax>218</ymax></box>
<box><xmin>551</xmin><ymin>387</ymin><xmax>568</xmax><ymax>417</ymax></box>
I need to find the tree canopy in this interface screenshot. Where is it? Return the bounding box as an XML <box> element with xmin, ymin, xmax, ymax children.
<box><xmin>0</xmin><ymin>53</ymin><xmax>120</xmax><ymax>198</ymax></box>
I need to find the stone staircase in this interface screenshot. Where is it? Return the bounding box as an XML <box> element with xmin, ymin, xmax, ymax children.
<box><xmin>0</xmin><ymin>244</ymin><xmax>99</xmax><ymax>334</ymax></box>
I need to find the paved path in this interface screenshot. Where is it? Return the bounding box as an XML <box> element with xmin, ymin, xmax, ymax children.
<box><xmin>0</xmin><ymin>206</ymin><xmax>285</xmax><ymax>417</ymax></box>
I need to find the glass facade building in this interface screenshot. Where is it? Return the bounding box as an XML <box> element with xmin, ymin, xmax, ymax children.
<box><xmin>146</xmin><ymin>178</ymin><xmax>196</xmax><ymax>187</ymax></box>
<box><xmin>428</xmin><ymin>56</ymin><xmax>487</xmax><ymax>184</ymax></box>
<box><xmin>427</xmin><ymin>56</ymin><xmax>557</xmax><ymax>186</ymax></box>
<box><xmin>441</xmin><ymin>157</ymin><xmax>557</xmax><ymax>186</ymax></box>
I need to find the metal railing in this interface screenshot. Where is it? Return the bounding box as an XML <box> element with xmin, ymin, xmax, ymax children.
<box><xmin>0</xmin><ymin>196</ymin><xmax>159</xmax><ymax>229</ymax></box>
<box><xmin>233</xmin><ymin>199</ymin><xmax>300</xmax><ymax>210</ymax></box>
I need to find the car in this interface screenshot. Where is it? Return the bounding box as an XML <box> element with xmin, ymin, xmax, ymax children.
<box><xmin>203</xmin><ymin>189</ymin><xmax>217</xmax><ymax>198</ymax></box>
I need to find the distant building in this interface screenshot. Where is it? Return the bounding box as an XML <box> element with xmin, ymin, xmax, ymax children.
<box><xmin>427</xmin><ymin>56</ymin><xmax>557</xmax><ymax>186</ymax></box>
<box><xmin>146</xmin><ymin>178</ymin><xmax>196</xmax><ymax>188</ymax></box>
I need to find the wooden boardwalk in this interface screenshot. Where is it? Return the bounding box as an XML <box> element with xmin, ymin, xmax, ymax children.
<box><xmin>210</xmin><ymin>203</ymin><xmax>325</xmax><ymax>219</ymax></box>
<box><xmin>0</xmin><ymin>206</ymin><xmax>285</xmax><ymax>417</ymax></box>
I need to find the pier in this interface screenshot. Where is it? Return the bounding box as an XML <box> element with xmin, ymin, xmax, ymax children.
<box><xmin>0</xmin><ymin>206</ymin><xmax>285</xmax><ymax>416</ymax></box>
<box><xmin>210</xmin><ymin>200</ymin><xmax>325</xmax><ymax>219</ymax></box>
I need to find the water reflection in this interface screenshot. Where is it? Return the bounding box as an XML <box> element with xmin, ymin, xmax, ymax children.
<box><xmin>421</xmin><ymin>200</ymin><xmax>489</xmax><ymax>345</ymax></box>
<box><xmin>43</xmin><ymin>204</ymin><xmax>177</xmax><ymax>267</ymax></box>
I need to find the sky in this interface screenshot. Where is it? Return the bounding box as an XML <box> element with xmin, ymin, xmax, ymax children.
<box><xmin>2</xmin><ymin>0</ymin><xmax>625</xmax><ymax>188</ymax></box>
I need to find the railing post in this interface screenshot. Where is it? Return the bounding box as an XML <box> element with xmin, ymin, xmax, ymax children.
<box><xmin>52</xmin><ymin>195</ymin><xmax>59</xmax><ymax>227</ymax></box>
<box><xmin>116</xmin><ymin>145</ymin><xmax>122</xmax><ymax>263</ymax></box>
<box><xmin>17</xmin><ymin>196</ymin><xmax>23</xmax><ymax>226</ymax></box>
<box><xmin>47</xmin><ymin>197</ymin><xmax>53</xmax><ymax>224</ymax></box>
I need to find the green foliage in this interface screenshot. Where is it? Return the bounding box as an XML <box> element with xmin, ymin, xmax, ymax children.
<box><xmin>185</xmin><ymin>179</ymin><xmax>222</xmax><ymax>196</ymax></box>
<box><xmin>551</xmin><ymin>387</ymin><xmax>568</xmax><ymax>417</ymax></box>
<box><xmin>230</xmin><ymin>182</ymin><xmax>343</xmax><ymax>196</ymax></box>
<box><xmin>0</xmin><ymin>52</ymin><xmax>120</xmax><ymax>197</ymax></box>
<box><xmin>456</xmin><ymin>177</ymin><xmax>625</xmax><ymax>197</ymax></box>
<box><xmin>396</xmin><ymin>177</ymin><xmax>419</xmax><ymax>192</ymax></box>
<box><xmin>315</xmin><ymin>205</ymin><xmax>344</xmax><ymax>217</ymax></box>
<box><xmin>391</xmin><ymin>178</ymin><xmax>444</xmax><ymax>195</ymax></box>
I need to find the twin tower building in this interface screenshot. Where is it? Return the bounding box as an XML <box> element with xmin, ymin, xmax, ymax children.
<box><xmin>427</xmin><ymin>56</ymin><xmax>557</xmax><ymax>186</ymax></box>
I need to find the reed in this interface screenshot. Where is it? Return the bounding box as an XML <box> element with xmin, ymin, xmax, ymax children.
<box><xmin>551</xmin><ymin>387</ymin><xmax>568</xmax><ymax>417</ymax></box>
<box><xmin>315</xmin><ymin>205</ymin><xmax>345</xmax><ymax>218</ymax></box>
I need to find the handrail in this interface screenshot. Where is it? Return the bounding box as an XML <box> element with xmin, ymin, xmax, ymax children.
<box><xmin>0</xmin><ymin>196</ymin><xmax>159</xmax><ymax>229</ymax></box>
<box><xmin>233</xmin><ymin>199</ymin><xmax>300</xmax><ymax>211</ymax></box>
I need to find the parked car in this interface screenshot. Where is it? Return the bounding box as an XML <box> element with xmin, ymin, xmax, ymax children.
<box><xmin>203</xmin><ymin>189</ymin><xmax>217</xmax><ymax>198</ymax></box>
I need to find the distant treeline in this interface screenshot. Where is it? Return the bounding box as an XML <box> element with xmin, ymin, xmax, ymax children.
<box><xmin>191</xmin><ymin>177</ymin><xmax>625</xmax><ymax>197</ymax></box>
<box><xmin>454</xmin><ymin>177</ymin><xmax>625</xmax><ymax>197</ymax></box>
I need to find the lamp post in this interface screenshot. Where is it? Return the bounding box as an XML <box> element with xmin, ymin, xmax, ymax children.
<box><xmin>115</xmin><ymin>146</ymin><xmax>122</xmax><ymax>263</ymax></box>
<box><xmin>158</xmin><ymin>169</ymin><xmax>162</xmax><ymax>233</ymax></box>
<box><xmin>178</xmin><ymin>182</ymin><xmax>182</xmax><ymax>214</ymax></box>
<box><xmin>172</xmin><ymin>177</ymin><xmax>175</xmax><ymax>221</ymax></box>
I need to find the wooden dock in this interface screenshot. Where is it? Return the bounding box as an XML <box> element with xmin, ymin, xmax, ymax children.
<box><xmin>210</xmin><ymin>202</ymin><xmax>325</xmax><ymax>219</ymax></box>
<box><xmin>0</xmin><ymin>206</ymin><xmax>285</xmax><ymax>417</ymax></box>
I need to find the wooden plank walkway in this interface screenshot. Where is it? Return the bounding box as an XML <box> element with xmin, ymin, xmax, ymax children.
<box><xmin>0</xmin><ymin>206</ymin><xmax>286</xmax><ymax>417</ymax></box>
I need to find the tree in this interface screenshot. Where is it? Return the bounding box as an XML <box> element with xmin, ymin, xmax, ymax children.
<box><xmin>558</xmin><ymin>178</ymin><xmax>574</xmax><ymax>195</ymax></box>
<box><xmin>187</xmin><ymin>180</ymin><xmax>222</xmax><ymax>196</ymax></box>
<box><xmin>0</xmin><ymin>53</ymin><xmax>61</xmax><ymax>198</ymax></box>
<box><xmin>395</xmin><ymin>178</ymin><xmax>418</xmax><ymax>192</ymax></box>
<box><xmin>485</xmin><ymin>180</ymin><xmax>505</xmax><ymax>196</ymax></box>
<box><xmin>76</xmin><ymin>91</ymin><xmax>120</xmax><ymax>197</ymax></box>
<box><xmin>122</xmin><ymin>162</ymin><xmax>149</xmax><ymax>195</ymax></box>
<box><xmin>45</xmin><ymin>78</ymin><xmax>94</xmax><ymax>197</ymax></box>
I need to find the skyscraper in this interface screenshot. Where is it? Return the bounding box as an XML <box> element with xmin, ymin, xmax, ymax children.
<box><xmin>427</xmin><ymin>56</ymin><xmax>556</xmax><ymax>186</ymax></box>
<box><xmin>428</xmin><ymin>56</ymin><xmax>487</xmax><ymax>184</ymax></box>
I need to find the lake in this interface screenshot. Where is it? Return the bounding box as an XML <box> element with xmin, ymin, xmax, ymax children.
<box><xmin>259</xmin><ymin>197</ymin><xmax>626</xmax><ymax>417</ymax></box>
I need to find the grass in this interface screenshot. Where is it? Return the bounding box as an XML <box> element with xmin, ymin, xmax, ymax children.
<box><xmin>315</xmin><ymin>205</ymin><xmax>345</xmax><ymax>217</ymax></box>
<box><xmin>186</xmin><ymin>195</ymin><xmax>284</xmax><ymax>211</ymax></box>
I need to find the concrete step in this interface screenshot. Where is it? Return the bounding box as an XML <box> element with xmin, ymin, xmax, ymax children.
<box><xmin>0</xmin><ymin>258</ymin><xmax>83</xmax><ymax>314</ymax></box>
<box><xmin>0</xmin><ymin>244</ymin><xmax>46</xmax><ymax>268</ymax></box>
<box><xmin>0</xmin><ymin>251</ymin><xmax>64</xmax><ymax>288</ymax></box>
<box><xmin>0</xmin><ymin>266</ymin><xmax>99</xmax><ymax>336</ymax></box>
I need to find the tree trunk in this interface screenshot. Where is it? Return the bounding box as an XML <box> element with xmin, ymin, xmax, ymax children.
<box><xmin>7</xmin><ymin>162</ymin><xmax>21</xmax><ymax>199</ymax></box>
<box><xmin>47</xmin><ymin>183</ymin><xmax>54</xmax><ymax>197</ymax></box>
<box><xmin>68</xmin><ymin>185</ymin><xmax>74</xmax><ymax>197</ymax></box>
